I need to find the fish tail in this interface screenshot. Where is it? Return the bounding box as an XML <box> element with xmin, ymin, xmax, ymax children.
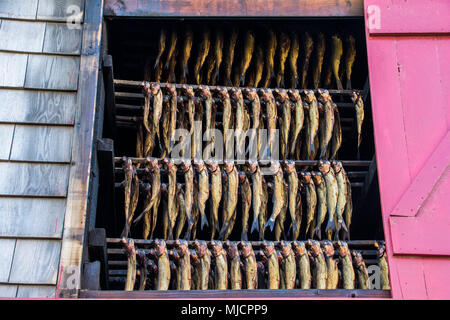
<box><xmin>264</xmin><ymin>218</ymin><xmax>275</xmax><ymax>232</ymax></box>
<box><xmin>154</xmin><ymin>56</ymin><xmax>161</xmax><ymax>69</ymax></box>
<box><xmin>200</xmin><ymin>213</ymin><xmax>209</xmax><ymax>230</ymax></box>
<box><xmin>346</xmin><ymin>79</ymin><xmax>352</xmax><ymax>90</ymax></box>
<box><xmin>310</xmin><ymin>141</ymin><xmax>315</xmax><ymax>154</ymax></box>
<box><xmin>325</xmin><ymin>219</ymin><xmax>335</xmax><ymax>236</ymax></box>
<box><xmin>241</xmin><ymin>231</ymin><xmax>248</xmax><ymax>241</ymax></box>
<box><xmin>213</xmin><ymin>69</ymin><xmax>220</xmax><ymax>83</ymax></box>
<box><xmin>250</xmin><ymin>218</ymin><xmax>260</xmax><ymax>233</ymax></box>
<box><xmin>280</xmin><ymin>76</ymin><xmax>285</xmax><ymax>88</ymax></box>
<box><xmin>336</xmin><ymin>78</ymin><xmax>344</xmax><ymax>91</ymax></box>
<box><xmin>314</xmin><ymin>226</ymin><xmax>322</xmax><ymax>240</ymax></box>
<box><xmin>292</xmin><ymin>220</ymin><xmax>298</xmax><ymax>234</ymax></box>
<box><xmin>240</xmin><ymin>74</ymin><xmax>246</xmax><ymax>86</ymax></box>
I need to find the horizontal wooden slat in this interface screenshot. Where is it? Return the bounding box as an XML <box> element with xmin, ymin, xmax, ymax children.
<box><xmin>0</xmin><ymin>124</ymin><xmax>14</xmax><ymax>160</ymax></box>
<box><xmin>25</xmin><ymin>55</ymin><xmax>80</xmax><ymax>91</ymax></box>
<box><xmin>0</xmin><ymin>20</ymin><xmax>45</xmax><ymax>52</ymax></box>
<box><xmin>80</xmin><ymin>289</ymin><xmax>391</xmax><ymax>299</ymax></box>
<box><xmin>43</xmin><ymin>22</ymin><xmax>82</xmax><ymax>55</ymax></box>
<box><xmin>0</xmin><ymin>52</ymin><xmax>28</xmax><ymax>87</ymax></box>
<box><xmin>37</xmin><ymin>0</ymin><xmax>85</xmax><ymax>22</ymax></box>
<box><xmin>0</xmin><ymin>1</ymin><xmax>38</xmax><ymax>20</ymax></box>
<box><xmin>10</xmin><ymin>125</ymin><xmax>73</xmax><ymax>163</ymax></box>
<box><xmin>0</xmin><ymin>89</ymin><xmax>76</xmax><ymax>125</ymax></box>
<box><xmin>0</xmin><ymin>162</ymin><xmax>70</xmax><ymax>197</ymax></box>
<box><xmin>0</xmin><ymin>198</ymin><xmax>66</xmax><ymax>238</ymax></box>
<box><xmin>16</xmin><ymin>285</ymin><xmax>56</xmax><ymax>298</ymax></box>
<box><xmin>9</xmin><ymin>239</ymin><xmax>61</xmax><ymax>285</ymax></box>
<box><xmin>0</xmin><ymin>284</ymin><xmax>17</xmax><ymax>297</ymax></box>
<box><xmin>0</xmin><ymin>239</ymin><xmax>16</xmax><ymax>282</ymax></box>
<box><xmin>104</xmin><ymin>0</ymin><xmax>364</xmax><ymax>17</ymax></box>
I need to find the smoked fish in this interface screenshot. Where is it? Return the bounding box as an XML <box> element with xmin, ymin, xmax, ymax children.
<box><xmin>288</xmin><ymin>32</ymin><xmax>300</xmax><ymax>89</ymax></box>
<box><xmin>263</xmin><ymin>242</ymin><xmax>280</xmax><ymax>289</ymax></box>
<box><xmin>352</xmin><ymin>250</ymin><xmax>370</xmax><ymax>289</ymax></box>
<box><xmin>331</xmin><ymin>35</ymin><xmax>344</xmax><ymax>90</ymax></box>
<box><xmin>193</xmin><ymin>28</ymin><xmax>211</xmax><ymax>85</ymax></box>
<box><xmin>344</xmin><ymin>35</ymin><xmax>356</xmax><ymax>90</ymax></box>
<box><xmin>275</xmin><ymin>32</ymin><xmax>291</xmax><ymax>88</ymax></box>
<box><xmin>240</xmin><ymin>241</ymin><xmax>258</xmax><ymax>289</ymax></box>
<box><xmin>279</xmin><ymin>241</ymin><xmax>296</xmax><ymax>289</ymax></box>
<box><xmin>312</xmin><ymin>171</ymin><xmax>327</xmax><ymax>240</ymax></box>
<box><xmin>265</xmin><ymin>162</ymin><xmax>285</xmax><ymax>232</ymax></box>
<box><xmin>222</xmin><ymin>28</ymin><xmax>239</xmax><ymax>86</ymax></box>
<box><xmin>262</xmin><ymin>30</ymin><xmax>277</xmax><ymax>88</ymax></box>
<box><xmin>154</xmin><ymin>239</ymin><xmax>171</xmax><ymax>290</ymax></box>
<box><xmin>308</xmin><ymin>240</ymin><xmax>327</xmax><ymax>289</ymax></box>
<box><xmin>322</xmin><ymin>240</ymin><xmax>339</xmax><ymax>289</ymax></box>
<box><xmin>312</xmin><ymin>33</ymin><xmax>326</xmax><ymax>89</ymax></box>
<box><xmin>239</xmin><ymin>30</ymin><xmax>255</xmax><ymax>85</ymax></box>
<box><xmin>292</xmin><ymin>241</ymin><xmax>311</xmax><ymax>289</ymax></box>
<box><xmin>337</xmin><ymin>241</ymin><xmax>355</xmax><ymax>289</ymax></box>
<box><xmin>319</xmin><ymin>160</ymin><xmax>339</xmax><ymax>240</ymax></box>
<box><xmin>300</xmin><ymin>32</ymin><xmax>314</xmax><ymax>89</ymax></box>
<box><xmin>179</xmin><ymin>28</ymin><xmax>194</xmax><ymax>83</ymax></box>
<box><xmin>210</xmin><ymin>240</ymin><xmax>228</xmax><ymax>289</ymax></box>
<box><xmin>208</xmin><ymin>161</ymin><xmax>222</xmax><ymax>239</ymax></box>
<box><xmin>240</xmin><ymin>173</ymin><xmax>252</xmax><ymax>241</ymax></box>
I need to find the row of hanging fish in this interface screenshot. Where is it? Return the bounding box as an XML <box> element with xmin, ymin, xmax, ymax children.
<box><xmin>121</xmin><ymin>238</ymin><xmax>390</xmax><ymax>291</ymax></box>
<box><xmin>147</xmin><ymin>26</ymin><xmax>357</xmax><ymax>90</ymax></box>
<box><xmin>138</xmin><ymin>84</ymin><xmax>365</xmax><ymax>162</ymax></box>
<box><xmin>120</xmin><ymin>158</ymin><xmax>353</xmax><ymax>242</ymax></box>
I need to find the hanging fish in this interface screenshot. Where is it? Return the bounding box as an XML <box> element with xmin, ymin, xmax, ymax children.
<box><xmin>307</xmin><ymin>240</ymin><xmax>327</xmax><ymax>289</ymax></box>
<box><xmin>312</xmin><ymin>171</ymin><xmax>327</xmax><ymax>240</ymax></box>
<box><xmin>336</xmin><ymin>241</ymin><xmax>355</xmax><ymax>289</ymax></box>
<box><xmin>211</xmin><ymin>29</ymin><xmax>224</xmax><ymax>85</ymax></box>
<box><xmin>300</xmin><ymin>32</ymin><xmax>314</xmax><ymax>89</ymax></box>
<box><xmin>219</xmin><ymin>161</ymin><xmax>239</xmax><ymax>240</ymax></box>
<box><xmin>332</xmin><ymin>160</ymin><xmax>349</xmax><ymax>238</ymax></box>
<box><xmin>319</xmin><ymin>160</ymin><xmax>339</xmax><ymax>240</ymax></box>
<box><xmin>154</xmin><ymin>28</ymin><xmax>166</xmax><ymax>69</ymax></box>
<box><xmin>352</xmin><ymin>250</ymin><xmax>370</xmax><ymax>289</ymax></box>
<box><xmin>278</xmin><ymin>241</ymin><xmax>296</xmax><ymax>289</ymax></box>
<box><xmin>275</xmin><ymin>32</ymin><xmax>291</xmax><ymax>88</ymax></box>
<box><xmin>312</xmin><ymin>33</ymin><xmax>326</xmax><ymax>89</ymax></box>
<box><xmin>287</xmin><ymin>90</ymin><xmax>304</xmax><ymax>158</ymax></box>
<box><xmin>240</xmin><ymin>173</ymin><xmax>252</xmax><ymax>241</ymax></box>
<box><xmin>292</xmin><ymin>241</ymin><xmax>311</xmax><ymax>289</ymax></box>
<box><xmin>331</xmin><ymin>35</ymin><xmax>344</xmax><ymax>90</ymax></box>
<box><xmin>181</xmin><ymin>160</ymin><xmax>195</xmax><ymax>240</ymax></box>
<box><xmin>222</xmin><ymin>28</ymin><xmax>238</xmax><ymax>86</ymax></box>
<box><xmin>262</xmin><ymin>30</ymin><xmax>277</xmax><ymax>88</ymax></box>
<box><xmin>285</xmin><ymin>161</ymin><xmax>299</xmax><ymax>235</ymax></box>
<box><xmin>275</xmin><ymin>89</ymin><xmax>291</xmax><ymax>160</ymax></box>
<box><xmin>330</xmin><ymin>103</ymin><xmax>342</xmax><ymax>159</ymax></box>
<box><xmin>239</xmin><ymin>30</ymin><xmax>255</xmax><ymax>85</ymax></box>
<box><xmin>208</xmin><ymin>161</ymin><xmax>222</xmax><ymax>239</ymax></box>
<box><xmin>351</xmin><ymin>92</ymin><xmax>365</xmax><ymax>149</ymax></box>
<box><xmin>195</xmin><ymin>159</ymin><xmax>210</xmax><ymax>230</ymax></box>
<box><xmin>288</xmin><ymin>32</ymin><xmax>300</xmax><ymax>89</ymax></box>
<box><xmin>165</xmin><ymin>159</ymin><xmax>177</xmax><ymax>240</ymax></box>
<box><xmin>317</xmin><ymin>89</ymin><xmax>335</xmax><ymax>159</ymax></box>
<box><xmin>344</xmin><ymin>35</ymin><xmax>356</xmax><ymax>90</ymax></box>
<box><xmin>122</xmin><ymin>238</ymin><xmax>136</xmax><ymax>291</ymax></box>
<box><xmin>239</xmin><ymin>241</ymin><xmax>258</xmax><ymax>289</ymax></box>
<box><xmin>179</xmin><ymin>28</ymin><xmax>194</xmax><ymax>83</ymax></box>
<box><xmin>262</xmin><ymin>242</ymin><xmax>280</xmax><ymax>289</ymax></box>
<box><xmin>154</xmin><ymin>239</ymin><xmax>171</xmax><ymax>290</ymax></box>
<box><xmin>193</xmin><ymin>28</ymin><xmax>211</xmax><ymax>85</ymax></box>
<box><xmin>164</xmin><ymin>29</ymin><xmax>178</xmax><ymax>71</ymax></box>
<box><xmin>304</xmin><ymin>90</ymin><xmax>320</xmax><ymax>159</ymax></box>
<box><xmin>375</xmin><ymin>242</ymin><xmax>391</xmax><ymax>290</ymax></box>
<box><xmin>249</xmin><ymin>45</ymin><xmax>264</xmax><ymax>88</ymax></box>
<box><xmin>210</xmin><ymin>240</ymin><xmax>228</xmax><ymax>289</ymax></box>
<box><xmin>265</xmin><ymin>162</ymin><xmax>285</xmax><ymax>231</ymax></box>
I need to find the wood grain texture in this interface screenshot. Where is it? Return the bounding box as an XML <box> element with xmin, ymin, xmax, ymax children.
<box><xmin>25</xmin><ymin>54</ymin><xmax>80</xmax><ymax>91</ymax></box>
<box><xmin>0</xmin><ymin>285</ymin><xmax>17</xmax><ymax>297</ymax></box>
<box><xmin>16</xmin><ymin>285</ymin><xmax>56</xmax><ymax>298</ymax></box>
<box><xmin>0</xmin><ymin>124</ymin><xmax>14</xmax><ymax>160</ymax></box>
<box><xmin>37</xmin><ymin>0</ymin><xmax>85</xmax><ymax>22</ymax></box>
<box><xmin>0</xmin><ymin>239</ymin><xmax>16</xmax><ymax>282</ymax></box>
<box><xmin>9</xmin><ymin>240</ymin><xmax>61</xmax><ymax>285</ymax></box>
<box><xmin>43</xmin><ymin>23</ymin><xmax>82</xmax><ymax>55</ymax></box>
<box><xmin>0</xmin><ymin>0</ymin><xmax>38</xmax><ymax>20</ymax></box>
<box><xmin>0</xmin><ymin>162</ymin><xmax>69</xmax><ymax>197</ymax></box>
<box><xmin>0</xmin><ymin>52</ymin><xmax>28</xmax><ymax>87</ymax></box>
<box><xmin>0</xmin><ymin>89</ymin><xmax>76</xmax><ymax>125</ymax></box>
<box><xmin>0</xmin><ymin>197</ymin><xmax>66</xmax><ymax>238</ymax></box>
<box><xmin>104</xmin><ymin>0</ymin><xmax>364</xmax><ymax>17</ymax></box>
<box><xmin>58</xmin><ymin>0</ymin><xmax>103</xmax><ymax>298</ymax></box>
<box><xmin>10</xmin><ymin>125</ymin><xmax>73</xmax><ymax>163</ymax></box>
<box><xmin>0</xmin><ymin>20</ymin><xmax>45</xmax><ymax>53</ymax></box>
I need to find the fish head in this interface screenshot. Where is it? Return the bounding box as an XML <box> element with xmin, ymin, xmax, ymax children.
<box><xmin>352</xmin><ymin>250</ymin><xmax>364</xmax><ymax>266</ymax></box>
<box><xmin>209</xmin><ymin>240</ymin><xmax>223</xmax><ymax>255</ymax></box>
<box><xmin>304</xmin><ymin>90</ymin><xmax>315</xmax><ymax>103</ymax></box>
<box><xmin>280</xmin><ymin>241</ymin><xmax>292</xmax><ymax>257</ymax></box>
<box><xmin>229</xmin><ymin>88</ymin><xmax>243</xmax><ymax>101</ymax></box>
<box><xmin>243</xmin><ymin>88</ymin><xmax>257</xmax><ymax>101</ymax></box>
<box><xmin>312</xmin><ymin>172</ymin><xmax>323</xmax><ymax>185</ymax></box>
<box><xmin>376</xmin><ymin>243</ymin><xmax>386</xmax><ymax>258</ymax></box>
<box><xmin>263</xmin><ymin>241</ymin><xmax>275</xmax><ymax>256</ymax></box>
<box><xmin>195</xmin><ymin>240</ymin><xmax>208</xmax><ymax>257</ymax></box>
<box><xmin>331</xmin><ymin>160</ymin><xmax>343</xmax><ymax>173</ymax></box>
<box><xmin>154</xmin><ymin>239</ymin><xmax>167</xmax><ymax>256</ymax></box>
<box><xmin>317</xmin><ymin>89</ymin><xmax>330</xmax><ymax>103</ymax></box>
<box><xmin>321</xmin><ymin>240</ymin><xmax>335</xmax><ymax>257</ymax></box>
<box><xmin>182</xmin><ymin>85</ymin><xmax>195</xmax><ymax>98</ymax></box>
<box><xmin>293</xmin><ymin>241</ymin><xmax>308</xmax><ymax>256</ymax></box>
<box><xmin>198</xmin><ymin>85</ymin><xmax>211</xmax><ymax>99</ymax></box>
<box><xmin>351</xmin><ymin>92</ymin><xmax>359</xmax><ymax>103</ymax></box>
<box><xmin>224</xmin><ymin>160</ymin><xmax>235</xmax><ymax>173</ymax></box>
<box><xmin>150</xmin><ymin>83</ymin><xmax>161</xmax><ymax>96</ymax></box>
<box><xmin>336</xmin><ymin>241</ymin><xmax>350</xmax><ymax>257</ymax></box>
<box><xmin>288</xmin><ymin>89</ymin><xmax>301</xmax><ymax>102</ymax></box>
<box><xmin>308</xmin><ymin>240</ymin><xmax>321</xmax><ymax>256</ymax></box>
<box><xmin>248</xmin><ymin>160</ymin><xmax>259</xmax><ymax>173</ymax></box>
<box><xmin>166</xmin><ymin>84</ymin><xmax>176</xmax><ymax>95</ymax></box>
<box><xmin>227</xmin><ymin>243</ymin><xmax>239</xmax><ymax>259</ymax></box>
<box><xmin>194</xmin><ymin>158</ymin><xmax>205</xmax><ymax>171</ymax></box>
<box><xmin>301</xmin><ymin>171</ymin><xmax>311</xmax><ymax>183</ymax></box>
<box><xmin>240</xmin><ymin>241</ymin><xmax>253</xmax><ymax>258</ymax></box>
<box><xmin>274</xmin><ymin>89</ymin><xmax>288</xmax><ymax>102</ymax></box>
<box><xmin>217</xmin><ymin>87</ymin><xmax>230</xmax><ymax>99</ymax></box>
<box><xmin>239</xmin><ymin>172</ymin><xmax>247</xmax><ymax>183</ymax></box>
<box><xmin>318</xmin><ymin>160</ymin><xmax>330</xmax><ymax>174</ymax></box>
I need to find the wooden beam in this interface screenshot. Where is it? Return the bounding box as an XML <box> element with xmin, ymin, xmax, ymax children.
<box><xmin>104</xmin><ymin>0</ymin><xmax>364</xmax><ymax>17</ymax></box>
<box><xmin>82</xmin><ymin>261</ymin><xmax>101</xmax><ymax>290</ymax></box>
<box><xmin>102</xmin><ymin>55</ymin><xmax>117</xmax><ymax>140</ymax></box>
<box><xmin>57</xmin><ymin>0</ymin><xmax>104</xmax><ymax>299</ymax></box>
<box><xmin>88</xmin><ymin>228</ymin><xmax>110</xmax><ymax>290</ymax></box>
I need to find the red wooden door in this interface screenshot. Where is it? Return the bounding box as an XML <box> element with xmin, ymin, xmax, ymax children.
<box><xmin>364</xmin><ymin>0</ymin><xmax>450</xmax><ymax>299</ymax></box>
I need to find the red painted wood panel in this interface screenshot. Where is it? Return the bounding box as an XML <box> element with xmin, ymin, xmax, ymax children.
<box><xmin>367</xmin><ymin>0</ymin><xmax>450</xmax><ymax>35</ymax></box>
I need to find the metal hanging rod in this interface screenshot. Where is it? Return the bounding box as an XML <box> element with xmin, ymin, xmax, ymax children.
<box><xmin>114</xmin><ymin>157</ymin><xmax>372</xmax><ymax>167</ymax></box>
<box><xmin>114</xmin><ymin>79</ymin><xmax>361</xmax><ymax>95</ymax></box>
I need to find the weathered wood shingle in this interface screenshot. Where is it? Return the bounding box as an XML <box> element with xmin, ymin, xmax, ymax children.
<box><xmin>9</xmin><ymin>239</ymin><xmax>61</xmax><ymax>284</ymax></box>
<box><xmin>0</xmin><ymin>89</ymin><xmax>76</xmax><ymax>125</ymax></box>
<box><xmin>0</xmin><ymin>1</ymin><xmax>38</xmax><ymax>20</ymax></box>
<box><xmin>0</xmin><ymin>52</ymin><xmax>28</xmax><ymax>87</ymax></box>
<box><xmin>37</xmin><ymin>0</ymin><xmax>85</xmax><ymax>22</ymax></box>
<box><xmin>0</xmin><ymin>124</ymin><xmax>14</xmax><ymax>160</ymax></box>
<box><xmin>0</xmin><ymin>198</ymin><xmax>66</xmax><ymax>238</ymax></box>
<box><xmin>0</xmin><ymin>239</ymin><xmax>16</xmax><ymax>282</ymax></box>
<box><xmin>0</xmin><ymin>285</ymin><xmax>17</xmax><ymax>297</ymax></box>
<box><xmin>43</xmin><ymin>23</ymin><xmax>82</xmax><ymax>55</ymax></box>
<box><xmin>16</xmin><ymin>285</ymin><xmax>56</xmax><ymax>298</ymax></box>
<box><xmin>0</xmin><ymin>20</ymin><xmax>45</xmax><ymax>52</ymax></box>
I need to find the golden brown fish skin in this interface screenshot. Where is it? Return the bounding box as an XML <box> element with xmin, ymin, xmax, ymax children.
<box><xmin>192</xmin><ymin>240</ymin><xmax>211</xmax><ymax>290</ymax></box>
<box><xmin>154</xmin><ymin>239</ymin><xmax>171</xmax><ymax>290</ymax></box>
<box><xmin>312</xmin><ymin>33</ymin><xmax>326</xmax><ymax>89</ymax></box>
<box><xmin>136</xmin><ymin>123</ymin><xmax>144</xmax><ymax>165</ymax></box>
<box><xmin>262</xmin><ymin>30</ymin><xmax>277</xmax><ymax>88</ymax></box>
<box><xmin>263</xmin><ymin>242</ymin><xmax>280</xmax><ymax>289</ymax></box>
<box><xmin>174</xmin><ymin>183</ymin><xmax>186</xmax><ymax>240</ymax></box>
<box><xmin>164</xmin><ymin>29</ymin><xmax>178</xmax><ymax>71</ymax></box>
<box><xmin>331</xmin><ymin>35</ymin><xmax>344</xmax><ymax>90</ymax></box>
<box><xmin>317</xmin><ymin>89</ymin><xmax>335</xmax><ymax>159</ymax></box>
<box><xmin>251</xmin><ymin>45</ymin><xmax>264</xmax><ymax>88</ymax></box>
<box><xmin>179</xmin><ymin>28</ymin><xmax>194</xmax><ymax>83</ymax></box>
<box><xmin>193</xmin><ymin>28</ymin><xmax>211</xmax><ymax>85</ymax></box>
<box><xmin>284</xmin><ymin>161</ymin><xmax>299</xmax><ymax>235</ymax></box>
<box><xmin>219</xmin><ymin>161</ymin><xmax>239</xmax><ymax>240</ymax></box>
<box><xmin>149</xmin><ymin>84</ymin><xmax>163</xmax><ymax>148</ymax></box>
<box><xmin>265</xmin><ymin>162</ymin><xmax>285</xmax><ymax>232</ymax></box>
<box><xmin>230</xmin><ymin>88</ymin><xmax>245</xmax><ymax>157</ymax></box>
<box><xmin>142</xmin><ymin>84</ymin><xmax>152</xmax><ymax>134</ymax></box>
<box><xmin>275</xmin><ymin>32</ymin><xmax>291</xmax><ymax>88</ymax></box>
<box><xmin>287</xmin><ymin>90</ymin><xmax>304</xmax><ymax>158</ymax></box>
<box><xmin>154</xmin><ymin>28</ymin><xmax>166</xmax><ymax>69</ymax></box>
<box><xmin>122</xmin><ymin>159</ymin><xmax>133</xmax><ymax>238</ymax></box>
<box><xmin>292</xmin><ymin>241</ymin><xmax>311</xmax><ymax>289</ymax></box>
<box><xmin>352</xmin><ymin>250</ymin><xmax>370</xmax><ymax>289</ymax></box>
<box><xmin>138</xmin><ymin>183</ymin><xmax>152</xmax><ymax>240</ymax></box>
<box><xmin>124</xmin><ymin>165</ymin><xmax>139</xmax><ymax>238</ymax></box>
<box><xmin>207</xmin><ymin>161</ymin><xmax>222</xmax><ymax>239</ymax></box>
<box><xmin>198</xmin><ymin>86</ymin><xmax>214</xmax><ymax>145</ymax></box>
<box><xmin>182</xmin><ymin>86</ymin><xmax>196</xmax><ymax>159</ymax></box>
<box><xmin>288</xmin><ymin>32</ymin><xmax>300</xmax><ymax>89</ymax></box>
<box><xmin>341</xmin><ymin>174</ymin><xmax>353</xmax><ymax>240</ymax></box>
<box><xmin>161</xmin><ymin>185</ymin><xmax>169</xmax><ymax>240</ymax></box>
<box><xmin>239</xmin><ymin>241</ymin><xmax>258</xmax><ymax>289</ymax></box>
<box><xmin>240</xmin><ymin>173</ymin><xmax>252</xmax><ymax>241</ymax></box>
<box><xmin>167</xmin><ymin>46</ymin><xmax>178</xmax><ymax>83</ymax></box>
<box><xmin>330</xmin><ymin>103</ymin><xmax>342</xmax><ymax>159</ymax></box>
<box><xmin>300</xmin><ymin>32</ymin><xmax>314</xmax><ymax>89</ymax></box>
<box><xmin>336</xmin><ymin>241</ymin><xmax>355</xmax><ymax>289</ymax></box>
<box><xmin>275</xmin><ymin>89</ymin><xmax>291</xmax><ymax>160</ymax></box>
<box><xmin>321</xmin><ymin>240</ymin><xmax>339</xmax><ymax>289</ymax></box>
<box><xmin>191</xmin><ymin>180</ymin><xmax>200</xmax><ymax>240</ymax></box>
<box><xmin>319</xmin><ymin>160</ymin><xmax>339</xmax><ymax>240</ymax></box>
<box><xmin>137</xmin><ymin>250</ymin><xmax>148</xmax><ymax>290</ymax></box>
<box><xmin>195</xmin><ymin>160</ymin><xmax>210</xmax><ymax>230</ymax></box>
<box><xmin>180</xmin><ymin>161</ymin><xmax>195</xmax><ymax>240</ymax></box>
<box><xmin>204</xmin><ymin>44</ymin><xmax>217</xmax><ymax>85</ymax></box>
<box><xmin>332</xmin><ymin>160</ymin><xmax>349</xmax><ymax>238</ymax></box>
<box><xmin>257</xmin><ymin>259</ymin><xmax>266</xmax><ymax>289</ymax></box>
<box><xmin>375</xmin><ymin>242</ymin><xmax>391</xmax><ymax>290</ymax></box>
<box><xmin>167</xmin><ymin>85</ymin><xmax>177</xmax><ymax>156</ymax></box>
<box><xmin>210</xmin><ymin>240</ymin><xmax>228</xmax><ymax>289</ymax></box>
<box><xmin>239</xmin><ymin>30</ymin><xmax>255</xmax><ymax>85</ymax></box>
<box><xmin>351</xmin><ymin>92</ymin><xmax>365</xmax><ymax>149</ymax></box>
<box><xmin>307</xmin><ymin>240</ymin><xmax>327</xmax><ymax>289</ymax></box>
<box><xmin>304</xmin><ymin>90</ymin><xmax>320</xmax><ymax>159</ymax></box>
<box><xmin>301</xmin><ymin>171</ymin><xmax>317</xmax><ymax>239</ymax></box>
<box><xmin>222</xmin><ymin>28</ymin><xmax>238</xmax><ymax>86</ymax></box>
<box><xmin>260</xmin><ymin>89</ymin><xmax>278</xmax><ymax>158</ymax></box>
<box><xmin>210</xmin><ymin>29</ymin><xmax>224</xmax><ymax>85</ymax></box>
<box><xmin>226</xmin><ymin>242</ymin><xmax>243</xmax><ymax>290</ymax></box>
<box><xmin>274</xmin><ymin>180</ymin><xmax>288</xmax><ymax>241</ymax></box>
<box><xmin>149</xmin><ymin>159</ymin><xmax>162</xmax><ymax>239</ymax></box>
<box><xmin>218</xmin><ymin>88</ymin><xmax>233</xmax><ymax>159</ymax></box>
<box><xmin>345</xmin><ymin>35</ymin><xmax>356</xmax><ymax>90</ymax></box>
<box><xmin>243</xmin><ymin>89</ymin><xmax>261</xmax><ymax>159</ymax></box>
<box><xmin>173</xmin><ymin>240</ymin><xmax>191</xmax><ymax>290</ymax></box>
<box><xmin>165</xmin><ymin>159</ymin><xmax>177</xmax><ymax>240</ymax></box>
<box><xmin>259</xmin><ymin>176</ymin><xmax>269</xmax><ymax>241</ymax></box>
<box><xmin>122</xmin><ymin>238</ymin><xmax>136</xmax><ymax>291</ymax></box>
<box><xmin>312</xmin><ymin>171</ymin><xmax>327</xmax><ymax>240</ymax></box>
<box><xmin>279</xmin><ymin>241</ymin><xmax>297</xmax><ymax>289</ymax></box>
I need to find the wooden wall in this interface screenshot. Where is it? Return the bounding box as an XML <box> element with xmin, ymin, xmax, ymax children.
<box><xmin>0</xmin><ymin>0</ymin><xmax>91</xmax><ymax>298</ymax></box>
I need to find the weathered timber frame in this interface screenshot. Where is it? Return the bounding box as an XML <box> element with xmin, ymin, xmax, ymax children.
<box><xmin>57</xmin><ymin>0</ymin><xmax>104</xmax><ymax>298</ymax></box>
